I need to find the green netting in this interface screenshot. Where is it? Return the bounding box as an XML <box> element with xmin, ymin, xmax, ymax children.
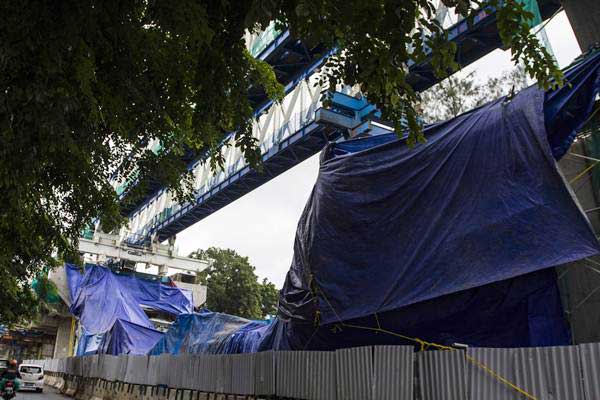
<box><xmin>519</xmin><ymin>0</ymin><xmax>542</xmax><ymax>26</ymax></box>
<box><xmin>32</xmin><ymin>277</ymin><xmax>61</xmax><ymax>304</ymax></box>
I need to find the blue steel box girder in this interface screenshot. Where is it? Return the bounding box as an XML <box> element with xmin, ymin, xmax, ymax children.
<box><xmin>123</xmin><ymin>0</ymin><xmax>562</xmax><ymax>243</ymax></box>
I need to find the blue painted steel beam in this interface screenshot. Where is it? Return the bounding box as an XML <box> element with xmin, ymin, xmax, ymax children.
<box><xmin>123</xmin><ymin>0</ymin><xmax>562</xmax><ymax>242</ymax></box>
<box><xmin>151</xmin><ymin>121</ymin><xmax>338</xmax><ymax>242</ymax></box>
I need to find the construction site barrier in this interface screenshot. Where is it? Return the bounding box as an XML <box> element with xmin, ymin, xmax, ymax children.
<box><xmin>25</xmin><ymin>342</ymin><xmax>600</xmax><ymax>400</ymax></box>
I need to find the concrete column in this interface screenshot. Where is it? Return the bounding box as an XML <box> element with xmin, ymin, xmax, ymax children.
<box><xmin>53</xmin><ymin>317</ymin><xmax>72</xmax><ymax>358</ymax></box>
<box><xmin>561</xmin><ymin>0</ymin><xmax>600</xmax><ymax>51</ymax></box>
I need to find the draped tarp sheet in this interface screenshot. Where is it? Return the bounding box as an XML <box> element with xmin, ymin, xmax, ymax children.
<box><xmin>98</xmin><ymin>319</ymin><xmax>164</xmax><ymax>356</ymax></box>
<box><xmin>66</xmin><ymin>263</ymin><xmax>192</xmax><ymax>355</ymax></box>
<box><xmin>149</xmin><ymin>311</ymin><xmax>270</xmax><ymax>355</ymax></box>
<box><xmin>146</xmin><ymin>52</ymin><xmax>600</xmax><ymax>354</ymax></box>
<box><xmin>271</xmin><ymin>51</ymin><xmax>600</xmax><ymax>350</ymax></box>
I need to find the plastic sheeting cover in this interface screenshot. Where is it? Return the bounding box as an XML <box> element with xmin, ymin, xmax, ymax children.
<box><xmin>98</xmin><ymin>319</ymin><xmax>163</xmax><ymax>355</ymax></box>
<box><xmin>67</xmin><ymin>263</ymin><xmax>191</xmax><ymax>354</ymax></box>
<box><xmin>277</xmin><ymin>52</ymin><xmax>600</xmax><ymax>347</ymax></box>
<box><xmin>150</xmin><ymin>311</ymin><xmax>269</xmax><ymax>355</ymax></box>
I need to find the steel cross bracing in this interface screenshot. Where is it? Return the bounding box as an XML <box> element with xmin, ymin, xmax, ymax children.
<box><xmin>120</xmin><ymin>0</ymin><xmax>561</xmax><ymax>244</ymax></box>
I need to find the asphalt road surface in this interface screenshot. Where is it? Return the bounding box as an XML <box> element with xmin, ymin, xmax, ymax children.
<box><xmin>15</xmin><ymin>386</ymin><xmax>68</xmax><ymax>400</ymax></box>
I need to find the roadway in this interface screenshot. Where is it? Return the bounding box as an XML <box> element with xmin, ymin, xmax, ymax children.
<box><xmin>17</xmin><ymin>386</ymin><xmax>67</xmax><ymax>400</ymax></box>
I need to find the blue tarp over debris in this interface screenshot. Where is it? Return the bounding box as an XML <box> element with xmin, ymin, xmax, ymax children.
<box><xmin>149</xmin><ymin>311</ymin><xmax>270</xmax><ymax>355</ymax></box>
<box><xmin>149</xmin><ymin>52</ymin><xmax>600</xmax><ymax>354</ymax></box>
<box><xmin>268</xmin><ymin>50</ymin><xmax>600</xmax><ymax>351</ymax></box>
<box><xmin>98</xmin><ymin>319</ymin><xmax>164</xmax><ymax>355</ymax></box>
<box><xmin>67</xmin><ymin>263</ymin><xmax>193</xmax><ymax>355</ymax></box>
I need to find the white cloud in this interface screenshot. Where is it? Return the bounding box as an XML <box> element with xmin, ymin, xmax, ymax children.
<box><xmin>177</xmin><ymin>12</ymin><xmax>581</xmax><ymax>288</ymax></box>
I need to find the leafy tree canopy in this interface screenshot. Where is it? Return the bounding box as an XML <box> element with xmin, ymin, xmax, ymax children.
<box><xmin>190</xmin><ymin>247</ymin><xmax>279</xmax><ymax>320</ymax></box>
<box><xmin>0</xmin><ymin>0</ymin><xmax>560</xmax><ymax>324</ymax></box>
<box><xmin>420</xmin><ymin>65</ymin><xmax>530</xmax><ymax>122</ymax></box>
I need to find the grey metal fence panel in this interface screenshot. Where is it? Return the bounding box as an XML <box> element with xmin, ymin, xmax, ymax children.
<box><xmin>177</xmin><ymin>354</ymin><xmax>187</xmax><ymax>388</ymax></box>
<box><xmin>167</xmin><ymin>354</ymin><xmax>182</xmax><ymax>388</ymax></box>
<box><xmin>579</xmin><ymin>342</ymin><xmax>600</xmax><ymax>400</ymax></box>
<box><xmin>124</xmin><ymin>355</ymin><xmax>149</xmax><ymax>385</ymax></box>
<box><xmin>88</xmin><ymin>355</ymin><xmax>100</xmax><ymax>379</ymax></box>
<box><xmin>277</xmin><ymin>351</ymin><xmax>309</xmax><ymax>399</ymax></box>
<box><xmin>230</xmin><ymin>353</ymin><xmax>254</xmax><ymax>395</ymax></box>
<box><xmin>306</xmin><ymin>351</ymin><xmax>336</xmax><ymax>400</ymax></box>
<box><xmin>254</xmin><ymin>351</ymin><xmax>276</xmax><ymax>396</ymax></box>
<box><xmin>65</xmin><ymin>356</ymin><xmax>75</xmax><ymax>375</ymax></box>
<box><xmin>336</xmin><ymin>346</ymin><xmax>373</xmax><ymax>400</ymax></box>
<box><xmin>543</xmin><ymin>345</ymin><xmax>585</xmax><ymax>400</ymax></box>
<box><xmin>156</xmin><ymin>353</ymin><xmax>171</xmax><ymax>386</ymax></box>
<box><xmin>514</xmin><ymin>347</ymin><xmax>584</xmax><ymax>400</ymax></box>
<box><xmin>146</xmin><ymin>356</ymin><xmax>160</xmax><ymax>386</ymax></box>
<box><xmin>109</xmin><ymin>355</ymin><xmax>122</xmax><ymax>382</ymax></box>
<box><xmin>116</xmin><ymin>355</ymin><xmax>128</xmax><ymax>382</ymax></box>
<box><xmin>79</xmin><ymin>356</ymin><xmax>87</xmax><ymax>377</ymax></box>
<box><xmin>99</xmin><ymin>355</ymin><xmax>120</xmax><ymax>381</ymax></box>
<box><xmin>417</xmin><ymin>350</ymin><xmax>466</xmax><ymax>400</ymax></box>
<box><xmin>58</xmin><ymin>358</ymin><xmax>66</xmax><ymax>374</ymax></box>
<box><xmin>188</xmin><ymin>354</ymin><xmax>203</xmax><ymax>391</ymax></box>
<box><xmin>180</xmin><ymin>353</ymin><xmax>196</xmax><ymax>389</ymax></box>
<box><xmin>198</xmin><ymin>354</ymin><xmax>218</xmax><ymax>393</ymax></box>
<box><xmin>192</xmin><ymin>354</ymin><xmax>206</xmax><ymax>391</ymax></box>
<box><xmin>209</xmin><ymin>354</ymin><xmax>221</xmax><ymax>393</ymax></box>
<box><xmin>373</xmin><ymin>345</ymin><xmax>413</xmax><ymax>400</ymax></box>
<box><xmin>215</xmin><ymin>355</ymin><xmax>233</xmax><ymax>394</ymax></box>
<box><xmin>97</xmin><ymin>355</ymin><xmax>106</xmax><ymax>380</ymax></box>
<box><xmin>467</xmin><ymin>347</ymin><xmax>516</xmax><ymax>400</ymax></box>
<box><xmin>80</xmin><ymin>355</ymin><xmax>92</xmax><ymax>377</ymax></box>
<box><xmin>514</xmin><ymin>347</ymin><xmax>547</xmax><ymax>399</ymax></box>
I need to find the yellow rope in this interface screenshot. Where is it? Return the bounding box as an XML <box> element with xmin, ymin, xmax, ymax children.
<box><xmin>316</xmin><ymin>286</ymin><xmax>538</xmax><ymax>400</ymax></box>
<box><xmin>569</xmin><ymin>160</ymin><xmax>600</xmax><ymax>184</ymax></box>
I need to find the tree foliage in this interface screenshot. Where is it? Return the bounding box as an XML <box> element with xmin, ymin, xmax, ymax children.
<box><xmin>0</xmin><ymin>0</ymin><xmax>561</xmax><ymax>324</ymax></box>
<box><xmin>190</xmin><ymin>247</ymin><xmax>278</xmax><ymax>320</ymax></box>
<box><xmin>420</xmin><ymin>65</ymin><xmax>530</xmax><ymax>122</ymax></box>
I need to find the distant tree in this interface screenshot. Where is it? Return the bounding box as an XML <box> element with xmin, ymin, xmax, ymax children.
<box><xmin>420</xmin><ymin>65</ymin><xmax>529</xmax><ymax>123</ymax></box>
<box><xmin>190</xmin><ymin>247</ymin><xmax>278</xmax><ymax>320</ymax></box>
<box><xmin>258</xmin><ymin>278</ymin><xmax>279</xmax><ymax>318</ymax></box>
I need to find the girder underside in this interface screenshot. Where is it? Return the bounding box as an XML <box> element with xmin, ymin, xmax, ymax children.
<box><xmin>124</xmin><ymin>0</ymin><xmax>562</xmax><ymax>243</ymax></box>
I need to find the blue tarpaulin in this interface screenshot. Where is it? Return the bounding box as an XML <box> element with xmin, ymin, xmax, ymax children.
<box><xmin>149</xmin><ymin>311</ymin><xmax>269</xmax><ymax>355</ymax></box>
<box><xmin>272</xmin><ymin>51</ymin><xmax>600</xmax><ymax>350</ymax></box>
<box><xmin>98</xmin><ymin>319</ymin><xmax>164</xmax><ymax>355</ymax></box>
<box><xmin>67</xmin><ymin>263</ymin><xmax>192</xmax><ymax>354</ymax></box>
<box><xmin>95</xmin><ymin>52</ymin><xmax>600</xmax><ymax>356</ymax></box>
<box><xmin>148</xmin><ymin>52</ymin><xmax>600</xmax><ymax>354</ymax></box>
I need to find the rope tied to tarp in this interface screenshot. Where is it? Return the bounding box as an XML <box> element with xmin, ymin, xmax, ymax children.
<box><xmin>315</xmin><ymin>285</ymin><xmax>539</xmax><ymax>400</ymax></box>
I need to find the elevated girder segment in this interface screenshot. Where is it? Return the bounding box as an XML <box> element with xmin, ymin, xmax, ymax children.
<box><xmin>122</xmin><ymin>0</ymin><xmax>562</xmax><ymax>243</ymax></box>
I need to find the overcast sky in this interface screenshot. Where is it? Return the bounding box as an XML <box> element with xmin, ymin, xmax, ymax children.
<box><xmin>176</xmin><ymin>12</ymin><xmax>582</xmax><ymax>288</ymax></box>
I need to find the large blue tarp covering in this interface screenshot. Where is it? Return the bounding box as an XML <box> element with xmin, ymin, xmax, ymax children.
<box><xmin>98</xmin><ymin>319</ymin><xmax>164</xmax><ymax>355</ymax></box>
<box><xmin>149</xmin><ymin>311</ymin><xmax>269</xmax><ymax>355</ymax></box>
<box><xmin>271</xmin><ymin>51</ymin><xmax>600</xmax><ymax>350</ymax></box>
<box><xmin>109</xmin><ymin>52</ymin><xmax>600</xmax><ymax>356</ymax></box>
<box><xmin>67</xmin><ymin>263</ymin><xmax>192</xmax><ymax>354</ymax></box>
<box><xmin>288</xmin><ymin>86</ymin><xmax>598</xmax><ymax>324</ymax></box>
<box><xmin>148</xmin><ymin>52</ymin><xmax>600</xmax><ymax>355</ymax></box>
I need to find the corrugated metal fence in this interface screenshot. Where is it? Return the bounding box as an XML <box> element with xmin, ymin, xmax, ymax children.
<box><xmin>26</xmin><ymin>342</ymin><xmax>600</xmax><ymax>399</ymax></box>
